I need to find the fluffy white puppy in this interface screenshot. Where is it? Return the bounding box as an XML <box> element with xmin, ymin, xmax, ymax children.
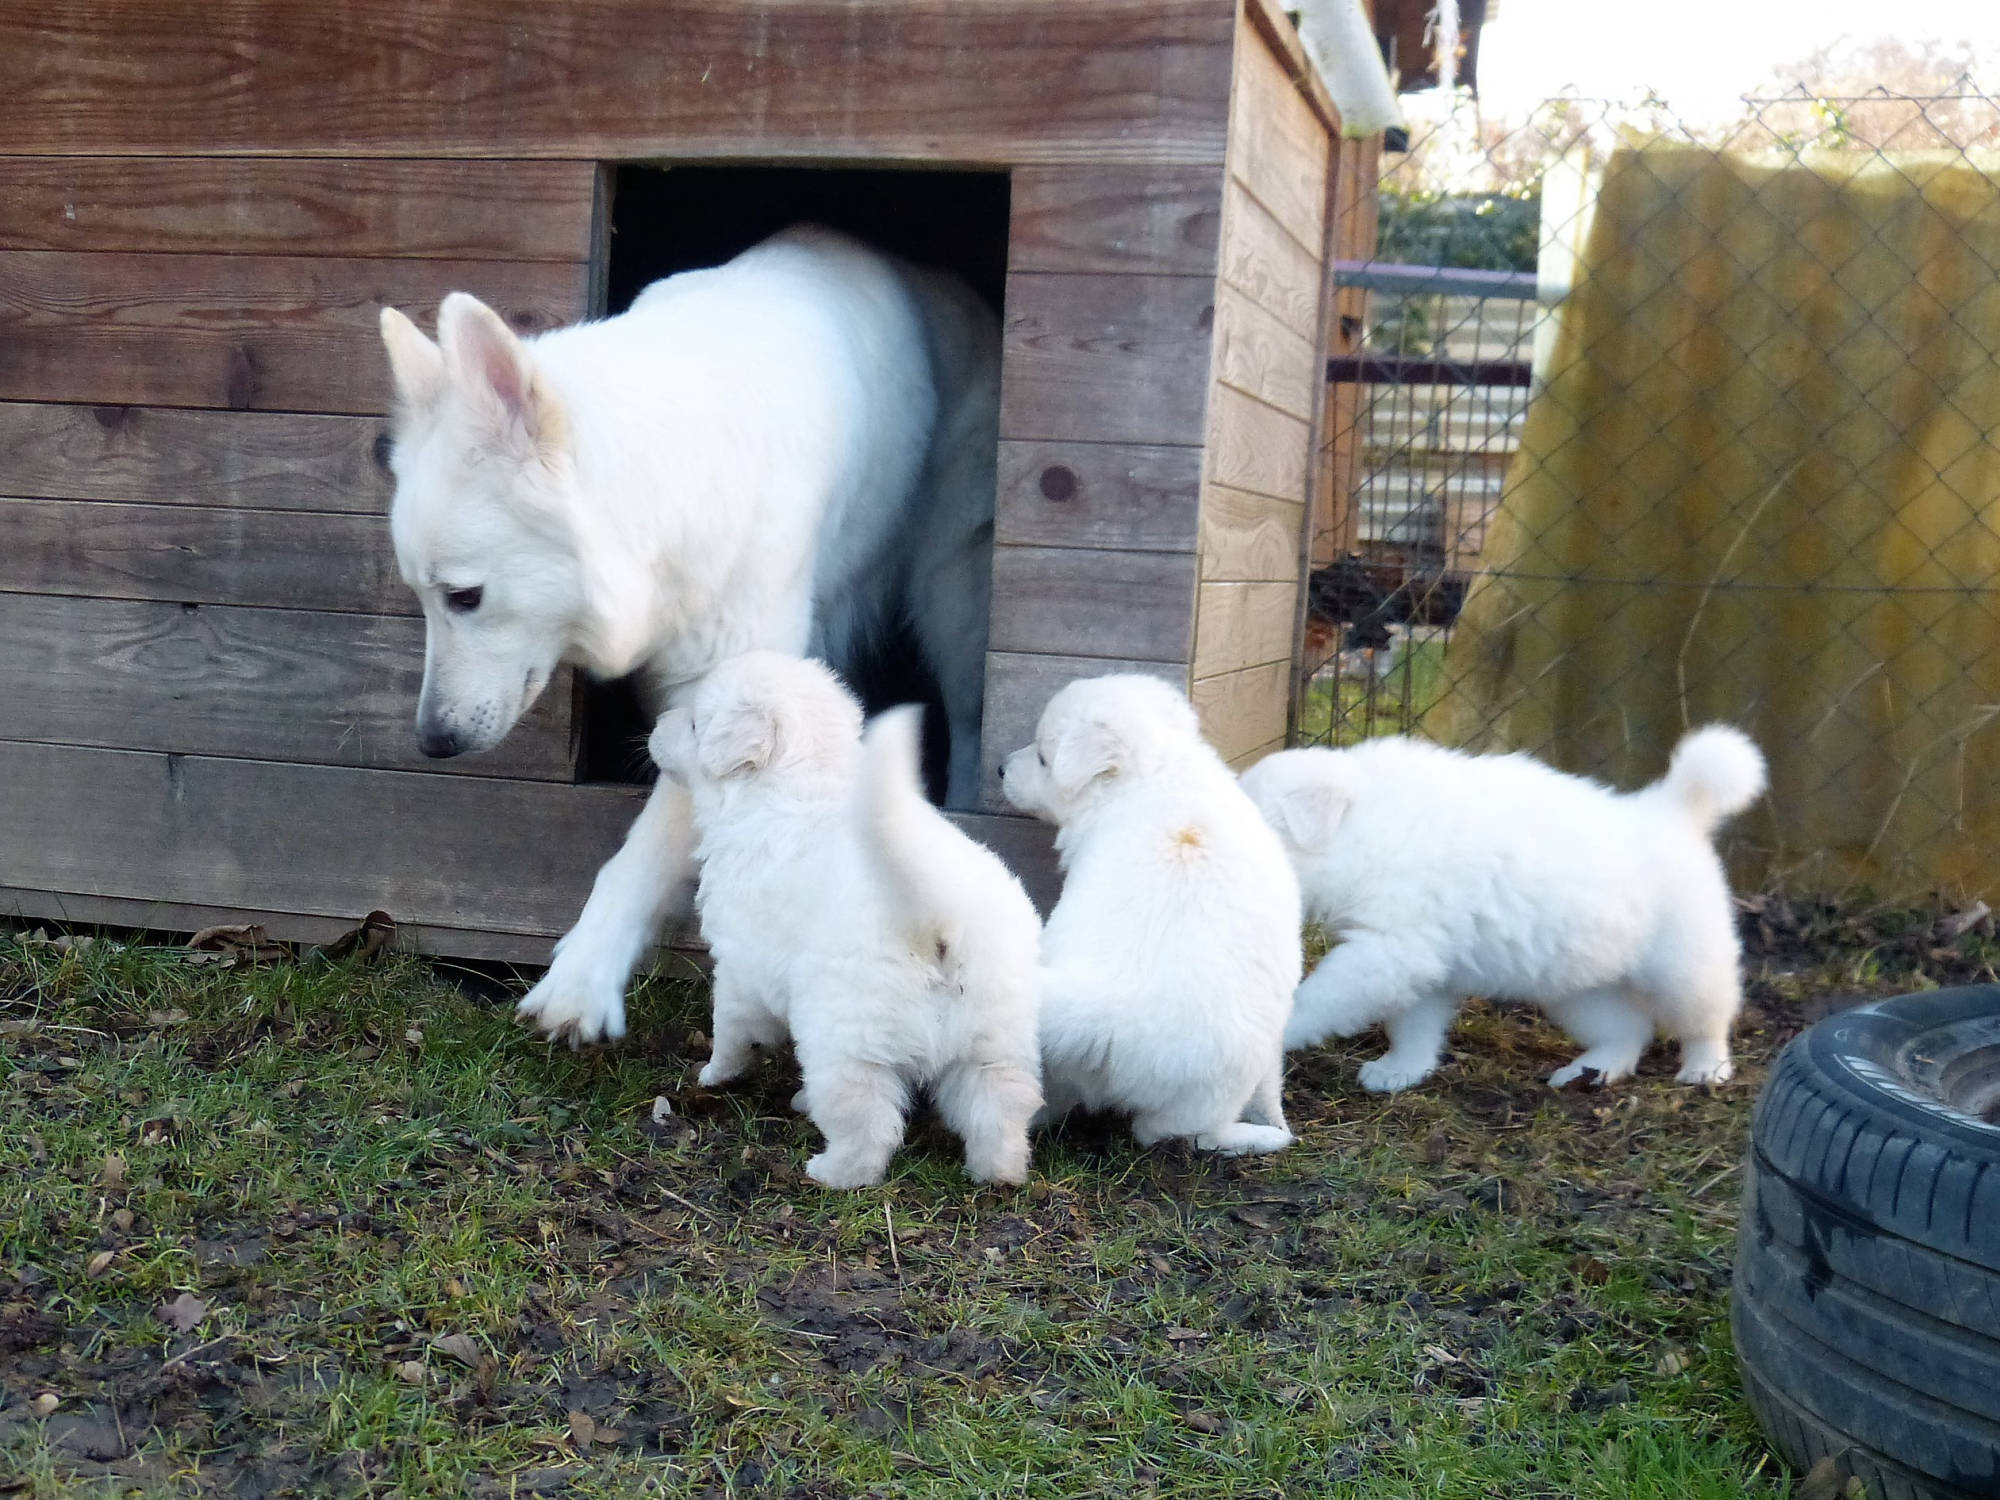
<box><xmin>1239</xmin><ymin>727</ymin><xmax>1767</xmax><ymax>1093</ymax></box>
<box><xmin>998</xmin><ymin>676</ymin><xmax>1300</xmax><ymax>1156</ymax></box>
<box><xmin>649</xmin><ymin>652</ymin><xmax>1042</xmax><ymax>1189</ymax></box>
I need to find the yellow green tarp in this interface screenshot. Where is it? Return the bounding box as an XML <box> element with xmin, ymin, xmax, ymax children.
<box><xmin>1432</xmin><ymin>143</ymin><xmax>2000</xmax><ymax>897</ymax></box>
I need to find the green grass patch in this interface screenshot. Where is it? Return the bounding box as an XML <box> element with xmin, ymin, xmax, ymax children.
<box><xmin>6</xmin><ymin>895</ymin><xmax>1982</xmax><ymax>1496</ymax></box>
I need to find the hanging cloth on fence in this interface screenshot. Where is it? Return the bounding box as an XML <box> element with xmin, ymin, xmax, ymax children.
<box><xmin>1431</xmin><ymin>142</ymin><xmax>2000</xmax><ymax>898</ymax></box>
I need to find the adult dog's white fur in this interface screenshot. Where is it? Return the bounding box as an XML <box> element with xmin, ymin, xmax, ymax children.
<box><xmin>998</xmin><ymin>676</ymin><xmax>1300</xmax><ymax>1156</ymax></box>
<box><xmin>649</xmin><ymin>652</ymin><xmax>1042</xmax><ymax>1189</ymax></box>
<box><xmin>1239</xmin><ymin>727</ymin><xmax>1767</xmax><ymax>1093</ymax></box>
<box><xmin>379</xmin><ymin>226</ymin><xmax>999</xmax><ymax>1046</ymax></box>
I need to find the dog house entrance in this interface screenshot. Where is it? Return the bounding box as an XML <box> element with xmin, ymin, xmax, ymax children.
<box><xmin>577</xmin><ymin>164</ymin><xmax>1012</xmax><ymax>801</ymax></box>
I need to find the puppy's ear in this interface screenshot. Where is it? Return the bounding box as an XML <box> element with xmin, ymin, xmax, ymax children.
<box><xmin>436</xmin><ymin>292</ymin><xmax>567</xmax><ymax>458</ymax></box>
<box><xmin>379</xmin><ymin>307</ymin><xmax>445</xmax><ymax>425</ymax></box>
<box><xmin>1268</xmin><ymin>782</ymin><xmax>1349</xmax><ymax>851</ymax></box>
<box><xmin>696</xmin><ymin>698</ymin><xmax>780</xmax><ymax>780</ymax></box>
<box><xmin>1048</xmin><ymin>714</ymin><xmax>1127</xmax><ymax>800</ymax></box>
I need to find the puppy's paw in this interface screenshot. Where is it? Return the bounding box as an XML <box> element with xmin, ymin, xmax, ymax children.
<box><xmin>1357</xmin><ymin>1056</ymin><xmax>1434</xmax><ymax>1093</ymax></box>
<box><xmin>516</xmin><ymin>946</ymin><xmax>629</xmax><ymax>1048</ymax></box>
<box><xmin>696</xmin><ymin>1059</ymin><xmax>737</xmax><ymax>1089</ymax></box>
<box><xmin>805</xmin><ymin>1151</ymin><xmax>886</xmax><ymax>1190</ymax></box>
<box><xmin>964</xmin><ymin>1139</ymin><xmax>1032</xmax><ymax>1187</ymax></box>
<box><xmin>790</xmin><ymin>1086</ymin><xmax>811</xmax><ymax>1114</ymax></box>
<box><xmin>1548</xmin><ymin>1056</ymin><xmax>1636</xmax><ymax>1088</ymax></box>
<box><xmin>1674</xmin><ymin>1057</ymin><xmax>1734</xmax><ymax>1086</ymax></box>
<box><xmin>1198</xmin><ymin>1122</ymin><xmax>1295</xmax><ymax>1156</ymax></box>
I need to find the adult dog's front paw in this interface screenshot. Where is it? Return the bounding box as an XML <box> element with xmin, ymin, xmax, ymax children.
<box><xmin>1357</xmin><ymin>1055</ymin><xmax>1434</xmax><ymax>1094</ymax></box>
<box><xmin>516</xmin><ymin>943</ymin><xmax>629</xmax><ymax>1047</ymax></box>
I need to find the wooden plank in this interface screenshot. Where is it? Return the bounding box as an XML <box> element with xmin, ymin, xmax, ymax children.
<box><xmin>0</xmin><ymin>499</ymin><xmax>407</xmax><ymax>615</ymax></box>
<box><xmin>1242</xmin><ymin>0</ymin><xmax>1342</xmax><ymax>137</ymax></box>
<box><xmin>1212</xmin><ymin>280</ymin><xmax>1317</xmax><ymax>421</ymax></box>
<box><xmin>994</xmin><ymin>438</ymin><xmax>1202</xmax><ymax>553</ymax></box>
<box><xmin>1192</xmin><ymin>579</ymin><xmax>1298</xmax><ymax>677</ymax></box>
<box><xmin>0</xmin><ymin>593</ymin><xmax>574</xmax><ymax>780</ymax></box>
<box><xmin>0</xmin><ymin>403</ymin><xmax>391</xmax><ymax>512</ymax></box>
<box><xmin>0</xmin><ymin>158</ymin><xmax>597</xmax><ymax>259</ymax></box>
<box><xmin>1226</xmin><ymin>735</ymin><xmax>1287</xmax><ymax>772</ymax></box>
<box><xmin>0</xmin><ymin>1</ymin><xmax>1235</xmax><ymax>167</ymax></box>
<box><xmin>999</xmin><ymin>272</ymin><xmax>1216</xmax><ymax>446</ymax></box>
<box><xmin>1008</xmin><ymin>165</ymin><xmax>1224</xmax><ymax>276</ymax></box>
<box><xmin>1218</xmin><ymin>178</ymin><xmax>1322</xmax><ymax>336</ymax></box>
<box><xmin>978</xmin><ymin>649</ymin><xmax>1186</xmax><ymax>809</ymax></box>
<box><xmin>1200</xmin><ymin>483</ymin><xmax>1302</xmax><ymax>581</ymax></box>
<box><xmin>0</xmin><ymin>252</ymin><xmax>587</xmax><ymax>413</ymax></box>
<box><xmin>0</xmin><ymin>744</ymin><xmax>1062</xmax><ymax>945</ymax></box>
<box><xmin>1190</xmin><ymin>659</ymin><xmax>1290</xmax><ymax>763</ymax></box>
<box><xmin>1226</xmin><ymin>10</ymin><xmax>1331</xmax><ymax>255</ymax></box>
<box><xmin>987</xmin><ymin>546</ymin><xmax>1197</xmax><ymax>663</ymax></box>
<box><xmin>1204</xmin><ymin>382</ymin><xmax>1310</xmax><ymax>502</ymax></box>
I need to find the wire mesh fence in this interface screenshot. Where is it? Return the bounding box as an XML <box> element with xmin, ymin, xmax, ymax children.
<box><xmin>1297</xmin><ymin>87</ymin><xmax>2000</xmax><ymax>900</ymax></box>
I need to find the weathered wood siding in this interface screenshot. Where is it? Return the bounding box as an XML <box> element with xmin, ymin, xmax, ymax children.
<box><xmin>0</xmin><ymin>0</ymin><xmax>1345</xmax><ymax>952</ymax></box>
<box><xmin>1189</xmin><ymin>1</ymin><xmax>1341</xmax><ymax>769</ymax></box>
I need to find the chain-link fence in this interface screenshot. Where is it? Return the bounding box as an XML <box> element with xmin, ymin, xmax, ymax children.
<box><xmin>1298</xmin><ymin>88</ymin><xmax>2000</xmax><ymax>900</ymax></box>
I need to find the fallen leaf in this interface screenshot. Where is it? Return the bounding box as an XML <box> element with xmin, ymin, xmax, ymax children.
<box><xmin>156</xmin><ymin>1292</ymin><xmax>208</xmax><ymax>1332</ymax></box>
<box><xmin>99</xmin><ymin>1154</ymin><xmax>128</xmax><ymax>1191</ymax></box>
<box><xmin>396</xmin><ymin>1360</ymin><xmax>427</xmax><ymax>1385</ymax></box>
<box><xmin>50</xmin><ymin>934</ymin><xmax>94</xmax><ymax>953</ymax></box>
<box><xmin>567</xmin><ymin>1410</ymin><xmax>597</xmax><ymax>1448</ymax></box>
<box><xmin>1164</xmin><ymin>1326</ymin><xmax>1208</xmax><ymax>1343</ymax></box>
<box><xmin>144</xmin><ymin>1009</ymin><xmax>189</xmax><ymax>1027</ymax></box>
<box><xmin>1230</xmin><ymin>1205</ymin><xmax>1278</xmax><ymax>1231</ymax></box>
<box><xmin>430</xmin><ymin>1332</ymin><xmax>483</xmax><ymax>1367</ymax></box>
<box><xmin>22</xmin><ymin>929</ymin><xmax>51</xmax><ymax>947</ymax></box>
<box><xmin>1178</xmin><ymin>1409</ymin><xmax>1224</xmax><ymax>1434</ymax></box>
<box><xmin>1798</xmin><ymin>1457</ymin><xmax>1848</xmax><ymax>1500</ymax></box>
<box><xmin>405</xmin><ymin>1028</ymin><xmax>424</xmax><ymax>1047</ymax></box>
<box><xmin>650</xmin><ymin>1096</ymin><xmax>675</xmax><ymax>1125</ymax></box>
<box><xmin>186</xmin><ymin>923</ymin><xmax>290</xmax><ymax>964</ymax></box>
<box><xmin>110</xmin><ymin>1209</ymin><xmax>134</xmax><ymax>1234</ymax></box>
<box><xmin>1655</xmin><ymin>1346</ymin><xmax>1690</xmax><ymax>1376</ymax></box>
<box><xmin>307</xmin><ymin>910</ymin><xmax>396</xmax><ymax>965</ymax></box>
<box><xmin>1422</xmin><ymin>1344</ymin><xmax>1460</xmax><ymax>1365</ymax></box>
<box><xmin>29</xmin><ymin>1393</ymin><xmax>58</xmax><ymax>1418</ymax></box>
<box><xmin>85</xmin><ymin>1250</ymin><xmax>118</xmax><ymax>1278</ymax></box>
<box><xmin>1941</xmin><ymin>900</ymin><xmax>1992</xmax><ymax>940</ymax></box>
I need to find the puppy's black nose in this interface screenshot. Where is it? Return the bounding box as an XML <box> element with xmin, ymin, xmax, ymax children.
<box><xmin>419</xmin><ymin>727</ymin><xmax>463</xmax><ymax>759</ymax></box>
<box><xmin>995</xmin><ymin>761</ymin><xmax>1008</xmax><ymax>780</ymax></box>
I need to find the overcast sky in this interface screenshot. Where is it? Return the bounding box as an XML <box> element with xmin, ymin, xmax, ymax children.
<box><xmin>1476</xmin><ymin>0</ymin><xmax>2000</xmax><ymax>119</ymax></box>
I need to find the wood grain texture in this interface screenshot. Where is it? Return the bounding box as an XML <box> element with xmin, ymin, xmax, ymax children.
<box><xmin>994</xmin><ymin>438</ymin><xmax>1202</xmax><ymax>553</ymax></box>
<box><xmin>0</xmin><ymin>499</ymin><xmax>407</xmax><ymax>615</ymax></box>
<box><xmin>1008</xmin><ymin>165</ymin><xmax>1224</xmax><ymax>276</ymax></box>
<box><xmin>1190</xmin><ymin>659</ymin><xmax>1289</xmax><ymax>763</ymax></box>
<box><xmin>1203</xmin><ymin>382</ymin><xmax>1310</xmax><ymax>502</ymax></box>
<box><xmin>0</xmin><ymin>251</ymin><xmax>587</xmax><ymax>412</ymax></box>
<box><xmin>1212</xmin><ymin>281</ymin><xmax>1317</xmax><ymax>422</ymax></box>
<box><xmin>0</xmin><ymin>402</ymin><xmax>392</xmax><ymax>511</ymax></box>
<box><xmin>0</xmin><ymin>1</ymin><xmax>1235</xmax><ymax>167</ymax></box>
<box><xmin>1225</xmin><ymin>734</ymin><xmax>1287</xmax><ymax>772</ymax></box>
<box><xmin>1192</xmin><ymin>579</ymin><xmax>1298</xmax><ymax>677</ymax></box>
<box><xmin>0</xmin><ymin>158</ymin><xmax>597</xmax><ymax>258</ymax></box>
<box><xmin>999</xmin><ymin>272</ymin><xmax>1216</xmax><ymax>447</ymax></box>
<box><xmin>1199</xmin><ymin>483</ymin><xmax>1302</xmax><ymax>581</ymax></box>
<box><xmin>1242</xmin><ymin>0</ymin><xmax>1341</xmax><ymax>136</ymax></box>
<box><xmin>1218</xmin><ymin>178</ymin><xmax>1322</xmax><ymax>335</ymax></box>
<box><xmin>0</xmin><ymin>593</ymin><xmax>573</xmax><ymax>779</ymax></box>
<box><xmin>1225</xmin><ymin>12</ymin><xmax>1331</xmax><ymax>255</ymax></box>
<box><xmin>987</xmin><ymin>545</ymin><xmax>1197</xmax><ymax>663</ymax></box>
<box><xmin>978</xmin><ymin>649</ymin><xmax>1185</xmax><ymax>810</ymax></box>
<box><xmin>0</xmin><ymin>743</ymin><xmax>1062</xmax><ymax>944</ymax></box>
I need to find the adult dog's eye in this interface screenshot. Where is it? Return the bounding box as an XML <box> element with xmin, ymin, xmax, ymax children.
<box><xmin>444</xmin><ymin>585</ymin><xmax>484</xmax><ymax>614</ymax></box>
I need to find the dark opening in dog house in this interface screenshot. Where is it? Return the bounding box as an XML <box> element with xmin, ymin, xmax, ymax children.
<box><xmin>580</xmin><ymin>165</ymin><xmax>1012</xmax><ymax>797</ymax></box>
<box><xmin>0</xmin><ymin>0</ymin><xmax>1379</xmax><ymax>961</ymax></box>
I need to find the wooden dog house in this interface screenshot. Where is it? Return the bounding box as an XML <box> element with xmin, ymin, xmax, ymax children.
<box><xmin>0</xmin><ymin>0</ymin><xmax>1375</xmax><ymax>958</ymax></box>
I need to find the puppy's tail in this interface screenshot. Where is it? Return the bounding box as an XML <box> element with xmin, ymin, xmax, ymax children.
<box><xmin>1657</xmin><ymin>725</ymin><xmax>1766</xmax><ymax>834</ymax></box>
<box><xmin>859</xmin><ymin>705</ymin><xmax>956</xmax><ymax>941</ymax></box>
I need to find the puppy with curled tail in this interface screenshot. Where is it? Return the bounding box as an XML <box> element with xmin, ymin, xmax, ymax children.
<box><xmin>651</xmin><ymin>652</ymin><xmax>1042</xmax><ymax>1189</ymax></box>
<box><xmin>1241</xmin><ymin>725</ymin><xmax>1766</xmax><ymax>1093</ymax></box>
<box><xmin>999</xmin><ymin>675</ymin><xmax>1300</xmax><ymax>1156</ymax></box>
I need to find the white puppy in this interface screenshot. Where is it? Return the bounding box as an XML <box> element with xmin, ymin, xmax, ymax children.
<box><xmin>649</xmin><ymin>652</ymin><xmax>1042</xmax><ymax>1189</ymax></box>
<box><xmin>379</xmin><ymin>225</ymin><xmax>999</xmax><ymax>1046</ymax></box>
<box><xmin>1239</xmin><ymin>727</ymin><xmax>1767</xmax><ymax>1093</ymax></box>
<box><xmin>999</xmin><ymin>676</ymin><xmax>1300</xmax><ymax>1156</ymax></box>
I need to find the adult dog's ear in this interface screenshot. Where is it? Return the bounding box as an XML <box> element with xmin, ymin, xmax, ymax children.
<box><xmin>1047</xmin><ymin>713</ymin><xmax>1127</xmax><ymax>800</ymax></box>
<box><xmin>379</xmin><ymin>307</ymin><xmax>445</xmax><ymax>426</ymax></box>
<box><xmin>436</xmin><ymin>292</ymin><xmax>567</xmax><ymax>458</ymax></box>
<box><xmin>696</xmin><ymin>698</ymin><xmax>780</xmax><ymax>780</ymax></box>
<box><xmin>1267</xmin><ymin>782</ymin><xmax>1349</xmax><ymax>852</ymax></box>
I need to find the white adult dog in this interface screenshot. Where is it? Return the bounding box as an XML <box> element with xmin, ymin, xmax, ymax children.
<box><xmin>378</xmin><ymin>226</ymin><xmax>998</xmax><ymax>1045</ymax></box>
<box><xmin>1239</xmin><ymin>727</ymin><xmax>1767</xmax><ymax>1093</ymax></box>
<box><xmin>648</xmin><ymin>651</ymin><xmax>1042</xmax><ymax>1189</ymax></box>
<box><xmin>998</xmin><ymin>676</ymin><xmax>1300</xmax><ymax>1156</ymax></box>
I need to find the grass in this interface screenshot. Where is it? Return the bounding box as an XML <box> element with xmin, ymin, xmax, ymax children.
<box><xmin>1297</xmin><ymin>636</ymin><xmax>1450</xmax><ymax>749</ymax></box>
<box><xmin>3</xmin><ymin>892</ymin><xmax>1991</xmax><ymax>1498</ymax></box>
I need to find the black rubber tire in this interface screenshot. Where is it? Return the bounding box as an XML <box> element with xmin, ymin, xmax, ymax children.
<box><xmin>1733</xmin><ymin>984</ymin><xmax>2000</xmax><ymax>1499</ymax></box>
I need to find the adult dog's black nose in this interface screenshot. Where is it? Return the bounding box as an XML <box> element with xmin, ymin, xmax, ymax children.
<box><xmin>419</xmin><ymin>727</ymin><xmax>463</xmax><ymax>759</ymax></box>
<box><xmin>995</xmin><ymin>761</ymin><xmax>1008</xmax><ymax>781</ymax></box>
